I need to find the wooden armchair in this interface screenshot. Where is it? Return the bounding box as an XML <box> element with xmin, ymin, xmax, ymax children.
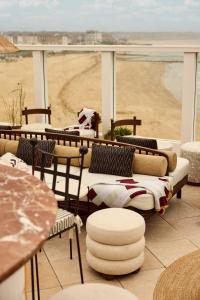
<box><xmin>110</xmin><ymin>116</ymin><xmax>142</xmax><ymax>141</ymax></box>
<box><xmin>22</xmin><ymin>106</ymin><xmax>51</xmax><ymax>124</ymax></box>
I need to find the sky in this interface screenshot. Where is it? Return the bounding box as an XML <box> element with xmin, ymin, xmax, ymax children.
<box><xmin>0</xmin><ymin>0</ymin><xmax>200</xmax><ymax>32</ymax></box>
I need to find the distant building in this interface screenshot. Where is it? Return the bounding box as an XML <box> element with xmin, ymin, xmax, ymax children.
<box><xmin>85</xmin><ymin>31</ymin><xmax>102</xmax><ymax>44</ymax></box>
<box><xmin>22</xmin><ymin>35</ymin><xmax>39</xmax><ymax>44</ymax></box>
<box><xmin>4</xmin><ymin>35</ymin><xmax>14</xmax><ymax>44</ymax></box>
<box><xmin>62</xmin><ymin>35</ymin><xmax>70</xmax><ymax>45</ymax></box>
<box><xmin>17</xmin><ymin>35</ymin><xmax>23</xmax><ymax>44</ymax></box>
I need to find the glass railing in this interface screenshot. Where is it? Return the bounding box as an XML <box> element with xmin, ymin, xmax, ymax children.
<box><xmin>46</xmin><ymin>51</ymin><xmax>101</xmax><ymax>129</ymax></box>
<box><xmin>116</xmin><ymin>52</ymin><xmax>183</xmax><ymax>140</ymax></box>
<box><xmin>0</xmin><ymin>51</ymin><xmax>34</xmax><ymax>125</ymax></box>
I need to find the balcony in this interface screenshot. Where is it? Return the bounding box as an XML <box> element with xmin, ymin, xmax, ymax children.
<box><xmin>0</xmin><ymin>44</ymin><xmax>200</xmax><ymax>300</ymax></box>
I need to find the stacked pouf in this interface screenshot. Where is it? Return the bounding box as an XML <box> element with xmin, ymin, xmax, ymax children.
<box><xmin>86</xmin><ymin>208</ymin><xmax>145</xmax><ymax>276</ymax></box>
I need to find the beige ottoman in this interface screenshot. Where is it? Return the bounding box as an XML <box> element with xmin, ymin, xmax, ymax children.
<box><xmin>86</xmin><ymin>208</ymin><xmax>145</xmax><ymax>276</ymax></box>
<box><xmin>50</xmin><ymin>283</ymin><xmax>139</xmax><ymax>300</ymax></box>
<box><xmin>180</xmin><ymin>142</ymin><xmax>200</xmax><ymax>185</ymax></box>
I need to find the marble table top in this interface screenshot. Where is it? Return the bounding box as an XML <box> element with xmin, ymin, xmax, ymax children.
<box><xmin>0</xmin><ymin>164</ymin><xmax>57</xmax><ymax>283</ymax></box>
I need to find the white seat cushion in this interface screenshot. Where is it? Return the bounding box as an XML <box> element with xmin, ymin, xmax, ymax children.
<box><xmin>169</xmin><ymin>157</ymin><xmax>189</xmax><ymax>186</ymax></box>
<box><xmin>28</xmin><ymin>157</ymin><xmax>189</xmax><ymax>212</ymax></box>
<box><xmin>86</xmin><ymin>250</ymin><xmax>144</xmax><ymax>275</ymax></box>
<box><xmin>80</xmin><ymin>169</ymin><xmax>161</xmax><ymax>211</ymax></box>
<box><xmin>50</xmin><ymin>283</ymin><xmax>139</xmax><ymax>300</ymax></box>
<box><xmin>0</xmin><ymin>152</ymin><xmax>29</xmax><ymax>172</ymax></box>
<box><xmin>86</xmin><ymin>235</ymin><xmax>145</xmax><ymax>260</ymax></box>
<box><xmin>49</xmin><ymin>208</ymin><xmax>74</xmax><ymax>237</ymax></box>
<box><xmin>86</xmin><ymin>208</ymin><xmax>145</xmax><ymax>245</ymax></box>
<box><xmin>21</xmin><ymin>123</ymin><xmax>52</xmax><ymax>131</ymax></box>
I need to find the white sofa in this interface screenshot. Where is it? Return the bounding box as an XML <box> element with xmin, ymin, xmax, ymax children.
<box><xmin>0</xmin><ymin>136</ymin><xmax>189</xmax><ymax>217</ymax></box>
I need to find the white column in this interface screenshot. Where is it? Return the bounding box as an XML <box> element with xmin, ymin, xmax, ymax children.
<box><xmin>33</xmin><ymin>51</ymin><xmax>49</xmax><ymax>123</ymax></box>
<box><xmin>101</xmin><ymin>51</ymin><xmax>116</xmax><ymax>135</ymax></box>
<box><xmin>181</xmin><ymin>52</ymin><xmax>197</xmax><ymax>143</ymax></box>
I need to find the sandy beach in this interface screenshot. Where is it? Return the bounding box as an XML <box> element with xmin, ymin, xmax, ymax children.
<box><xmin>0</xmin><ymin>52</ymin><xmax>199</xmax><ymax>140</ymax></box>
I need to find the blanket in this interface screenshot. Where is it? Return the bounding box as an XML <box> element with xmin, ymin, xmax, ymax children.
<box><xmin>88</xmin><ymin>177</ymin><xmax>173</xmax><ymax>213</ymax></box>
<box><xmin>64</xmin><ymin>108</ymin><xmax>95</xmax><ymax>131</ymax></box>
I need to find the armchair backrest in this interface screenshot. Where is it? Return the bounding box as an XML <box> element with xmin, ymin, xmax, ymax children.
<box><xmin>31</xmin><ymin>139</ymin><xmax>88</xmax><ymax>214</ymax></box>
<box><xmin>110</xmin><ymin>117</ymin><xmax>142</xmax><ymax>141</ymax></box>
<box><xmin>22</xmin><ymin>106</ymin><xmax>51</xmax><ymax>124</ymax></box>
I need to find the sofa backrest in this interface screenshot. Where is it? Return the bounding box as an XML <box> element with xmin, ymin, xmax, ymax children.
<box><xmin>0</xmin><ymin>138</ymin><xmax>177</xmax><ymax>177</ymax></box>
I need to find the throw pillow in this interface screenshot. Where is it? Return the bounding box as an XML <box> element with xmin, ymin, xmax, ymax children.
<box><xmin>89</xmin><ymin>144</ymin><xmax>134</xmax><ymax>177</ymax></box>
<box><xmin>16</xmin><ymin>137</ymin><xmax>56</xmax><ymax>167</ymax></box>
<box><xmin>116</xmin><ymin>136</ymin><xmax>158</xmax><ymax>149</ymax></box>
<box><xmin>0</xmin><ymin>152</ymin><xmax>29</xmax><ymax>172</ymax></box>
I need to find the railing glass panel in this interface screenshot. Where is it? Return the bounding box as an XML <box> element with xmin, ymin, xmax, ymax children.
<box><xmin>0</xmin><ymin>51</ymin><xmax>34</xmax><ymax>125</ymax></box>
<box><xmin>47</xmin><ymin>51</ymin><xmax>101</xmax><ymax>128</ymax></box>
<box><xmin>116</xmin><ymin>52</ymin><xmax>183</xmax><ymax>140</ymax></box>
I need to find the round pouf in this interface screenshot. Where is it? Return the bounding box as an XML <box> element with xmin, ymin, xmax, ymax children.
<box><xmin>50</xmin><ymin>283</ymin><xmax>139</xmax><ymax>300</ymax></box>
<box><xmin>86</xmin><ymin>208</ymin><xmax>145</xmax><ymax>276</ymax></box>
<box><xmin>180</xmin><ymin>142</ymin><xmax>200</xmax><ymax>185</ymax></box>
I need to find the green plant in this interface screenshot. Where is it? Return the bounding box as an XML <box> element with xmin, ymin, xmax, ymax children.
<box><xmin>104</xmin><ymin>127</ymin><xmax>132</xmax><ymax>140</ymax></box>
<box><xmin>2</xmin><ymin>82</ymin><xmax>26</xmax><ymax>126</ymax></box>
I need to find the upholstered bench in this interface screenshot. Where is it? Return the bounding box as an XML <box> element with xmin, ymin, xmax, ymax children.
<box><xmin>50</xmin><ymin>283</ymin><xmax>139</xmax><ymax>300</ymax></box>
<box><xmin>86</xmin><ymin>208</ymin><xmax>145</xmax><ymax>276</ymax></box>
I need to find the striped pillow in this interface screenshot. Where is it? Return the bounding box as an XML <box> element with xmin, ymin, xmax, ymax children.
<box><xmin>16</xmin><ymin>137</ymin><xmax>56</xmax><ymax>167</ymax></box>
<box><xmin>89</xmin><ymin>144</ymin><xmax>134</xmax><ymax>177</ymax></box>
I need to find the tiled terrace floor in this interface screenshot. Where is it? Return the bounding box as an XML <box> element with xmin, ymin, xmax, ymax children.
<box><xmin>26</xmin><ymin>185</ymin><xmax>200</xmax><ymax>300</ymax></box>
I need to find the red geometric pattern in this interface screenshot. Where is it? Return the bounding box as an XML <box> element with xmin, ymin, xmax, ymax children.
<box><xmin>78</xmin><ymin>114</ymin><xmax>87</xmax><ymax>124</ymax></box>
<box><xmin>87</xmin><ymin>177</ymin><xmax>172</xmax><ymax>214</ymax></box>
<box><xmin>88</xmin><ymin>188</ymin><xmax>97</xmax><ymax>200</ymax></box>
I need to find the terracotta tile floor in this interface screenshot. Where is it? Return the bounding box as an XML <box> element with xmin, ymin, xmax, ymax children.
<box><xmin>26</xmin><ymin>185</ymin><xmax>200</xmax><ymax>300</ymax></box>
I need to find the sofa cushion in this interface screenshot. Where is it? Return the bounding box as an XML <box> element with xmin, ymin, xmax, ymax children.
<box><xmin>16</xmin><ymin>137</ymin><xmax>56</xmax><ymax>167</ymax></box>
<box><xmin>0</xmin><ymin>139</ymin><xmax>9</xmax><ymax>156</ymax></box>
<box><xmin>4</xmin><ymin>140</ymin><xmax>18</xmax><ymax>156</ymax></box>
<box><xmin>54</xmin><ymin>145</ymin><xmax>80</xmax><ymax>166</ymax></box>
<box><xmin>116</xmin><ymin>136</ymin><xmax>158</xmax><ymax>149</ymax></box>
<box><xmin>89</xmin><ymin>144</ymin><xmax>134</xmax><ymax>177</ymax></box>
<box><xmin>80</xmin><ymin>169</ymin><xmax>165</xmax><ymax>211</ymax></box>
<box><xmin>21</xmin><ymin>123</ymin><xmax>52</xmax><ymax>131</ymax></box>
<box><xmin>159</xmin><ymin>150</ymin><xmax>177</xmax><ymax>172</ymax></box>
<box><xmin>0</xmin><ymin>152</ymin><xmax>28</xmax><ymax>172</ymax></box>
<box><xmin>169</xmin><ymin>157</ymin><xmax>189</xmax><ymax>186</ymax></box>
<box><xmin>134</xmin><ymin>154</ymin><xmax>167</xmax><ymax>177</ymax></box>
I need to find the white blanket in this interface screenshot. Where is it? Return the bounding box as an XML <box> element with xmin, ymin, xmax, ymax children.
<box><xmin>64</xmin><ymin>107</ymin><xmax>95</xmax><ymax>130</ymax></box>
<box><xmin>88</xmin><ymin>177</ymin><xmax>173</xmax><ymax>213</ymax></box>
